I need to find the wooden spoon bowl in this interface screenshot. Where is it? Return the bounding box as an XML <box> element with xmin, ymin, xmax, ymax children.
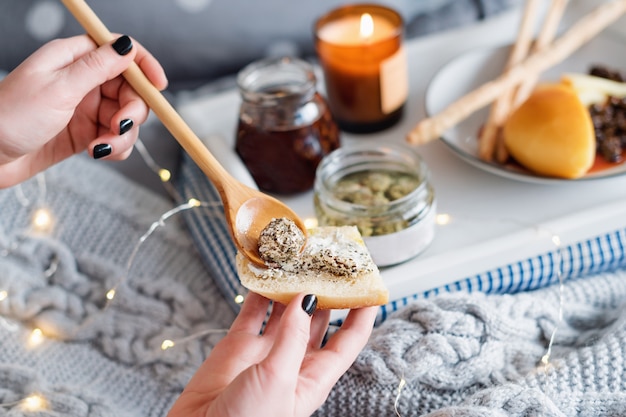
<box><xmin>62</xmin><ymin>0</ymin><xmax>307</xmax><ymax>267</ymax></box>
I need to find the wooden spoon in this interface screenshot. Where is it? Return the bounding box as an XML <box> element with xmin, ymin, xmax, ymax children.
<box><xmin>61</xmin><ymin>0</ymin><xmax>306</xmax><ymax>267</ymax></box>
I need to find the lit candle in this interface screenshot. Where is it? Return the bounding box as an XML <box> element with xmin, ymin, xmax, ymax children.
<box><xmin>314</xmin><ymin>4</ymin><xmax>408</xmax><ymax>134</ymax></box>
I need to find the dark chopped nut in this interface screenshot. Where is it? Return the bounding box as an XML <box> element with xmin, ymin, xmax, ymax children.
<box><xmin>598</xmin><ymin>135</ymin><xmax>623</xmax><ymax>163</ymax></box>
<box><xmin>590</xmin><ymin>65</ymin><xmax>624</xmax><ymax>83</ymax></box>
<box><xmin>587</xmin><ymin>65</ymin><xmax>626</xmax><ymax>164</ymax></box>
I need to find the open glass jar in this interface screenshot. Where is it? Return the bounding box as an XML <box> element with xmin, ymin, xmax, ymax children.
<box><xmin>314</xmin><ymin>143</ymin><xmax>436</xmax><ymax>267</ymax></box>
<box><xmin>235</xmin><ymin>56</ymin><xmax>340</xmax><ymax>195</ymax></box>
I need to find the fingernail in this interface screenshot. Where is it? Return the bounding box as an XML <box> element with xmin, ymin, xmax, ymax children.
<box><xmin>301</xmin><ymin>294</ymin><xmax>317</xmax><ymax>316</ymax></box>
<box><xmin>93</xmin><ymin>144</ymin><xmax>112</xmax><ymax>159</ymax></box>
<box><xmin>119</xmin><ymin>119</ymin><xmax>133</xmax><ymax>135</ymax></box>
<box><xmin>112</xmin><ymin>35</ymin><xmax>133</xmax><ymax>56</ymax></box>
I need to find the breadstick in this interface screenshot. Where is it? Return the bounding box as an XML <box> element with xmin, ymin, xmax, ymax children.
<box><xmin>511</xmin><ymin>0</ymin><xmax>570</xmax><ymax>108</ymax></box>
<box><xmin>495</xmin><ymin>0</ymin><xmax>570</xmax><ymax>163</ymax></box>
<box><xmin>407</xmin><ymin>0</ymin><xmax>626</xmax><ymax>146</ymax></box>
<box><xmin>479</xmin><ymin>0</ymin><xmax>539</xmax><ymax>162</ymax></box>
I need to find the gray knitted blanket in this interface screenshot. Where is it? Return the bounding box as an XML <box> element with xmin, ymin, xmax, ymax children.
<box><xmin>1</xmin><ymin>156</ymin><xmax>625</xmax><ymax>416</ymax></box>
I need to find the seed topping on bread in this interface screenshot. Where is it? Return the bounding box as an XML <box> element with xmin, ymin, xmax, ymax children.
<box><xmin>256</xmin><ymin>218</ymin><xmax>375</xmax><ymax>279</ymax></box>
<box><xmin>258</xmin><ymin>217</ymin><xmax>306</xmax><ymax>266</ymax></box>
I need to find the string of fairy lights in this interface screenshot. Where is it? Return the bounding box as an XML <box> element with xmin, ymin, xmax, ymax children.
<box><xmin>0</xmin><ymin>138</ymin><xmax>566</xmax><ymax>415</ymax></box>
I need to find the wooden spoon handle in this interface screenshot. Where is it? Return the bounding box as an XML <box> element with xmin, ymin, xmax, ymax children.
<box><xmin>61</xmin><ymin>0</ymin><xmax>233</xmax><ymax>192</ymax></box>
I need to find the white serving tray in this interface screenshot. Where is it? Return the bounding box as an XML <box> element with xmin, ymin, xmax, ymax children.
<box><xmin>176</xmin><ymin>0</ymin><xmax>626</xmax><ymax>304</ymax></box>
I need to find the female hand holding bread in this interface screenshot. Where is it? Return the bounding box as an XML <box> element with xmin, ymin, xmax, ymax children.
<box><xmin>168</xmin><ymin>292</ymin><xmax>378</xmax><ymax>417</ymax></box>
<box><xmin>166</xmin><ymin>222</ymin><xmax>386</xmax><ymax>416</ymax></box>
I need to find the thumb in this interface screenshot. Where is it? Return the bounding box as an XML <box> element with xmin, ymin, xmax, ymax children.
<box><xmin>64</xmin><ymin>35</ymin><xmax>136</xmax><ymax>99</ymax></box>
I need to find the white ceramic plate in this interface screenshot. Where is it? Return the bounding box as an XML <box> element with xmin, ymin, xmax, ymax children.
<box><xmin>425</xmin><ymin>32</ymin><xmax>626</xmax><ymax>184</ymax></box>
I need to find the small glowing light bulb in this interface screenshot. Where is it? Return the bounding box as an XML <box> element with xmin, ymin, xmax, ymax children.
<box><xmin>106</xmin><ymin>289</ymin><xmax>116</xmax><ymax>301</ymax></box>
<box><xmin>398</xmin><ymin>377</ymin><xmax>406</xmax><ymax>391</ymax></box>
<box><xmin>541</xmin><ymin>354</ymin><xmax>550</xmax><ymax>365</ymax></box>
<box><xmin>28</xmin><ymin>328</ymin><xmax>45</xmax><ymax>347</ymax></box>
<box><xmin>234</xmin><ymin>294</ymin><xmax>245</xmax><ymax>304</ymax></box>
<box><xmin>32</xmin><ymin>208</ymin><xmax>53</xmax><ymax>232</ymax></box>
<box><xmin>21</xmin><ymin>394</ymin><xmax>47</xmax><ymax>411</ymax></box>
<box><xmin>552</xmin><ymin>235</ymin><xmax>561</xmax><ymax>246</ymax></box>
<box><xmin>158</xmin><ymin>169</ymin><xmax>172</xmax><ymax>182</ymax></box>
<box><xmin>188</xmin><ymin>198</ymin><xmax>201</xmax><ymax>208</ymax></box>
<box><xmin>303</xmin><ymin>217</ymin><xmax>318</xmax><ymax>230</ymax></box>
<box><xmin>436</xmin><ymin>214</ymin><xmax>451</xmax><ymax>225</ymax></box>
<box><xmin>0</xmin><ymin>290</ymin><xmax>7</xmax><ymax>301</ymax></box>
<box><xmin>161</xmin><ymin>339</ymin><xmax>175</xmax><ymax>350</ymax></box>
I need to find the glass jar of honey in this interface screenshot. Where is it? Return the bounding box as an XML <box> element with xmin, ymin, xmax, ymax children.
<box><xmin>235</xmin><ymin>57</ymin><xmax>340</xmax><ymax>195</ymax></box>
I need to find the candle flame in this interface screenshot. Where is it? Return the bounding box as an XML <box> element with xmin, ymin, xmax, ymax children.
<box><xmin>359</xmin><ymin>13</ymin><xmax>374</xmax><ymax>39</ymax></box>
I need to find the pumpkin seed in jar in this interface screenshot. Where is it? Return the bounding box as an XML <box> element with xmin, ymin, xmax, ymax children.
<box><xmin>331</xmin><ymin>170</ymin><xmax>420</xmax><ymax>206</ymax></box>
<box><xmin>320</xmin><ymin>169</ymin><xmax>421</xmax><ymax>237</ymax></box>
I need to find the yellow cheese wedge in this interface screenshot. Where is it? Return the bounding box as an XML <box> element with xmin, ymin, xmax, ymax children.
<box><xmin>503</xmin><ymin>83</ymin><xmax>595</xmax><ymax>179</ymax></box>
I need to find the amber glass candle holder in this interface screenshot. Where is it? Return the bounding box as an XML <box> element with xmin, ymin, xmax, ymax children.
<box><xmin>314</xmin><ymin>4</ymin><xmax>408</xmax><ymax>134</ymax></box>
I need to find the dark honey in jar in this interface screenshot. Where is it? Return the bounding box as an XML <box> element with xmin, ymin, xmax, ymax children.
<box><xmin>235</xmin><ymin>57</ymin><xmax>340</xmax><ymax>195</ymax></box>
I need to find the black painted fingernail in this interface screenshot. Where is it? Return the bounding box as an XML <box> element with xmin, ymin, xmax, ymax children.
<box><xmin>301</xmin><ymin>294</ymin><xmax>317</xmax><ymax>316</ymax></box>
<box><xmin>93</xmin><ymin>144</ymin><xmax>112</xmax><ymax>159</ymax></box>
<box><xmin>112</xmin><ymin>35</ymin><xmax>133</xmax><ymax>56</ymax></box>
<box><xmin>119</xmin><ymin>119</ymin><xmax>133</xmax><ymax>135</ymax></box>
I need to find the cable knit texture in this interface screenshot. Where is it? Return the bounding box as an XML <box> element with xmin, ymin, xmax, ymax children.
<box><xmin>1</xmin><ymin>156</ymin><xmax>626</xmax><ymax>416</ymax></box>
<box><xmin>315</xmin><ymin>273</ymin><xmax>626</xmax><ymax>416</ymax></box>
<box><xmin>0</xmin><ymin>156</ymin><xmax>236</xmax><ymax>416</ymax></box>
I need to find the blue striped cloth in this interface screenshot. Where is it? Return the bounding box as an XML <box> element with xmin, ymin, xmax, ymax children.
<box><xmin>178</xmin><ymin>154</ymin><xmax>626</xmax><ymax>323</ymax></box>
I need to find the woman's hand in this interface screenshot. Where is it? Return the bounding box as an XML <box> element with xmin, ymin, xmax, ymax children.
<box><xmin>0</xmin><ymin>34</ymin><xmax>167</xmax><ymax>188</ymax></box>
<box><xmin>169</xmin><ymin>292</ymin><xmax>377</xmax><ymax>417</ymax></box>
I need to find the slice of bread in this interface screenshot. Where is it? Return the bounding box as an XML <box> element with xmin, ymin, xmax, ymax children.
<box><xmin>503</xmin><ymin>82</ymin><xmax>595</xmax><ymax>179</ymax></box>
<box><xmin>236</xmin><ymin>225</ymin><xmax>389</xmax><ymax>309</ymax></box>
